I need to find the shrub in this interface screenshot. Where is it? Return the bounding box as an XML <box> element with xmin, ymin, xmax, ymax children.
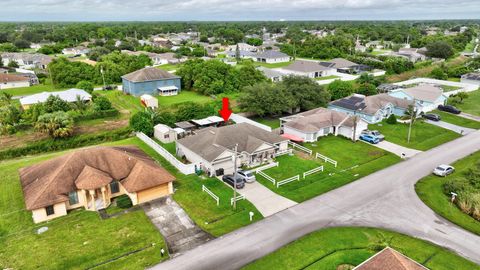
<box><xmin>116</xmin><ymin>195</ymin><xmax>133</xmax><ymax>209</ymax></box>
<box><xmin>71</xmin><ymin>109</ymin><xmax>119</xmax><ymax>122</ymax></box>
<box><xmin>93</xmin><ymin>96</ymin><xmax>113</xmax><ymax>111</ymax></box>
<box><xmin>386</xmin><ymin>114</ymin><xmax>397</xmax><ymax>124</ymax></box>
<box><xmin>129</xmin><ymin>111</ymin><xmax>154</xmax><ymax>136</ymax></box>
<box><xmin>0</xmin><ymin>127</ymin><xmax>132</xmax><ymax>160</ymax></box>
<box><xmin>76</xmin><ymin>80</ymin><xmax>95</xmax><ymax>94</ymax></box>
<box><xmin>35</xmin><ymin>111</ymin><xmax>74</xmax><ymax>138</ymax></box>
<box><xmin>443</xmin><ymin>177</ymin><xmax>472</xmax><ymax>195</ymax></box>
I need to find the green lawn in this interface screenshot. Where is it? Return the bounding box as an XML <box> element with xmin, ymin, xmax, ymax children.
<box><xmin>0</xmin><ymin>147</ymin><xmax>168</xmax><ymax>270</ymax></box>
<box><xmin>315</xmin><ymin>75</ymin><xmax>340</xmax><ymax>81</ymax></box>
<box><xmin>1</xmin><ymin>83</ymin><xmax>63</xmax><ymax>96</ymax></box>
<box><xmin>433</xmin><ymin>110</ymin><xmax>480</xmax><ymax>129</ymax></box>
<box><xmin>455</xmin><ymin>90</ymin><xmax>480</xmax><ymax>116</ymax></box>
<box><xmin>242</xmin><ymin>227</ymin><xmax>480</xmax><ymax>270</ymax></box>
<box><xmin>370</xmin><ymin>121</ymin><xmax>461</xmax><ymax>151</ymax></box>
<box><xmin>441</xmin><ymin>85</ymin><xmax>462</xmax><ymax>92</ymax></box>
<box><xmin>98</xmin><ymin>90</ymin><xmax>144</xmax><ymax>114</ymax></box>
<box><xmin>256</xmin><ymin>136</ymin><xmax>400</xmax><ymax>202</ymax></box>
<box><xmin>254</xmin><ymin>61</ymin><xmax>292</xmax><ymax>69</ymax></box>
<box><xmin>157</xmin><ymin>91</ymin><xmax>214</xmax><ymax>107</ymax></box>
<box><xmin>155</xmin><ymin>63</ymin><xmax>179</xmax><ymax>71</ymax></box>
<box><xmin>249</xmin><ymin>117</ymin><xmax>281</xmax><ymax>129</ymax></box>
<box><xmin>415</xmin><ymin>151</ymin><xmax>480</xmax><ymax>235</ymax></box>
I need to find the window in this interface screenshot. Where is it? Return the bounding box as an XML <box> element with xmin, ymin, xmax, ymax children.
<box><xmin>110</xmin><ymin>181</ymin><xmax>120</xmax><ymax>194</ymax></box>
<box><xmin>164</xmin><ymin>134</ymin><xmax>169</xmax><ymax>139</ymax></box>
<box><xmin>68</xmin><ymin>191</ymin><xmax>79</xmax><ymax>205</ymax></box>
<box><xmin>46</xmin><ymin>205</ymin><xmax>55</xmax><ymax>216</ymax></box>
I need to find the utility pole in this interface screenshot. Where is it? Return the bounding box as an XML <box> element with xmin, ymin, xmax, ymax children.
<box><xmin>352</xmin><ymin>115</ymin><xmax>358</xmax><ymax>142</ymax></box>
<box><xmin>232</xmin><ymin>144</ymin><xmax>238</xmax><ymax>210</ymax></box>
<box><xmin>407</xmin><ymin>102</ymin><xmax>416</xmax><ymax>143</ymax></box>
<box><xmin>100</xmin><ymin>66</ymin><xmax>106</xmax><ymax>89</ymax></box>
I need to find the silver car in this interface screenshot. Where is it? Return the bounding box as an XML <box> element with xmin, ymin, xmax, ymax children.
<box><xmin>236</xmin><ymin>170</ymin><xmax>256</xmax><ymax>183</ymax></box>
<box><xmin>433</xmin><ymin>164</ymin><xmax>454</xmax><ymax>177</ymax></box>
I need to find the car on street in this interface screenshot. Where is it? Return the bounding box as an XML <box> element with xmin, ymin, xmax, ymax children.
<box><xmin>359</xmin><ymin>134</ymin><xmax>380</xmax><ymax>144</ymax></box>
<box><xmin>222</xmin><ymin>174</ymin><xmax>245</xmax><ymax>189</ymax></box>
<box><xmin>361</xmin><ymin>130</ymin><xmax>385</xmax><ymax>141</ymax></box>
<box><xmin>438</xmin><ymin>104</ymin><xmax>461</xmax><ymax>114</ymax></box>
<box><xmin>237</xmin><ymin>170</ymin><xmax>256</xmax><ymax>183</ymax></box>
<box><xmin>433</xmin><ymin>164</ymin><xmax>455</xmax><ymax>177</ymax></box>
<box><xmin>423</xmin><ymin>113</ymin><xmax>441</xmax><ymax>121</ymax></box>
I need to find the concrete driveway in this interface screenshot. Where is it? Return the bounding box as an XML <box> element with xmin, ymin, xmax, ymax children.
<box><xmin>425</xmin><ymin>119</ymin><xmax>476</xmax><ymax>135</ymax></box>
<box><xmin>369</xmin><ymin>140</ymin><xmax>422</xmax><ymax>158</ymax></box>
<box><xmin>237</xmin><ymin>181</ymin><xmax>297</xmax><ymax>217</ymax></box>
<box><xmin>459</xmin><ymin>112</ymin><xmax>480</xmax><ymax>122</ymax></box>
<box><xmin>151</xmin><ymin>130</ymin><xmax>480</xmax><ymax>270</ymax></box>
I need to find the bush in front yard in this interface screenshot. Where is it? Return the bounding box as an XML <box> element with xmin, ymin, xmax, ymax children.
<box><xmin>116</xmin><ymin>195</ymin><xmax>133</xmax><ymax>209</ymax></box>
<box><xmin>386</xmin><ymin>114</ymin><xmax>397</xmax><ymax>124</ymax></box>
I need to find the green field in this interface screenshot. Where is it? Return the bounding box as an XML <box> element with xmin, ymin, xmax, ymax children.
<box><xmin>98</xmin><ymin>90</ymin><xmax>144</xmax><ymax>114</ymax></box>
<box><xmin>254</xmin><ymin>61</ymin><xmax>292</xmax><ymax>69</ymax></box>
<box><xmin>242</xmin><ymin>227</ymin><xmax>480</xmax><ymax>270</ymax></box>
<box><xmin>370</xmin><ymin>120</ymin><xmax>461</xmax><ymax>151</ymax></box>
<box><xmin>415</xmin><ymin>151</ymin><xmax>480</xmax><ymax>235</ymax></box>
<box><xmin>256</xmin><ymin>136</ymin><xmax>400</xmax><ymax>202</ymax></box>
<box><xmin>1</xmin><ymin>83</ymin><xmax>63</xmax><ymax>96</ymax></box>
<box><xmin>155</xmin><ymin>63</ymin><xmax>179</xmax><ymax>71</ymax></box>
<box><xmin>157</xmin><ymin>91</ymin><xmax>214</xmax><ymax>107</ymax></box>
<box><xmin>455</xmin><ymin>90</ymin><xmax>480</xmax><ymax>116</ymax></box>
<box><xmin>433</xmin><ymin>110</ymin><xmax>480</xmax><ymax>129</ymax></box>
<box><xmin>249</xmin><ymin>117</ymin><xmax>281</xmax><ymax>129</ymax></box>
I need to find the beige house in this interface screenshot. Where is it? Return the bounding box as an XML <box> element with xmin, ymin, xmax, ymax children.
<box><xmin>0</xmin><ymin>73</ymin><xmax>30</xmax><ymax>90</ymax></box>
<box><xmin>20</xmin><ymin>146</ymin><xmax>175</xmax><ymax>223</ymax></box>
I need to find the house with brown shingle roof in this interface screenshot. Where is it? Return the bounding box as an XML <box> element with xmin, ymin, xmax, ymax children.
<box><xmin>19</xmin><ymin>146</ymin><xmax>175</xmax><ymax>223</ymax></box>
<box><xmin>280</xmin><ymin>107</ymin><xmax>368</xmax><ymax>142</ymax></box>
<box><xmin>329</xmin><ymin>93</ymin><xmax>413</xmax><ymax>124</ymax></box>
<box><xmin>176</xmin><ymin>123</ymin><xmax>288</xmax><ymax>177</ymax></box>
<box><xmin>353</xmin><ymin>247</ymin><xmax>429</xmax><ymax>270</ymax></box>
<box><xmin>0</xmin><ymin>73</ymin><xmax>30</xmax><ymax>90</ymax></box>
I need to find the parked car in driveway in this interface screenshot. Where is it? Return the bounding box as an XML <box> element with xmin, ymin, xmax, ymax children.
<box><xmin>237</xmin><ymin>170</ymin><xmax>256</xmax><ymax>183</ymax></box>
<box><xmin>423</xmin><ymin>113</ymin><xmax>441</xmax><ymax>121</ymax></box>
<box><xmin>222</xmin><ymin>174</ymin><xmax>245</xmax><ymax>189</ymax></box>
<box><xmin>361</xmin><ymin>130</ymin><xmax>385</xmax><ymax>141</ymax></box>
<box><xmin>438</xmin><ymin>104</ymin><xmax>461</xmax><ymax>114</ymax></box>
<box><xmin>359</xmin><ymin>134</ymin><xmax>380</xmax><ymax>144</ymax></box>
<box><xmin>433</xmin><ymin>164</ymin><xmax>455</xmax><ymax>177</ymax></box>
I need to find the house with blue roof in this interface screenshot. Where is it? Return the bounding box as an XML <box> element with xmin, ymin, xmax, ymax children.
<box><xmin>121</xmin><ymin>67</ymin><xmax>181</xmax><ymax>96</ymax></box>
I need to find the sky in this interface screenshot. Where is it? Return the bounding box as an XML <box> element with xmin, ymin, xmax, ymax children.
<box><xmin>1</xmin><ymin>0</ymin><xmax>479</xmax><ymax>21</ymax></box>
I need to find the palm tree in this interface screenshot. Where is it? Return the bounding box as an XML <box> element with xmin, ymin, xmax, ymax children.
<box><xmin>73</xmin><ymin>95</ymin><xmax>87</xmax><ymax>112</ymax></box>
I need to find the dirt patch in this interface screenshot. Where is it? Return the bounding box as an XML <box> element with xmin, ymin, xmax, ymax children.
<box><xmin>368</xmin><ymin>150</ymin><xmax>383</xmax><ymax>157</ymax></box>
<box><xmin>73</xmin><ymin>119</ymin><xmax>128</xmax><ymax>135</ymax></box>
<box><xmin>0</xmin><ymin>131</ymin><xmax>49</xmax><ymax>149</ymax></box>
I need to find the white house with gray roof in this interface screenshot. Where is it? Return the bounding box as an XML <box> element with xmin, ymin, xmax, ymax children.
<box><xmin>388</xmin><ymin>84</ymin><xmax>447</xmax><ymax>113</ymax></box>
<box><xmin>280</xmin><ymin>60</ymin><xmax>336</xmax><ymax>78</ymax></box>
<box><xmin>256</xmin><ymin>66</ymin><xmax>285</xmax><ymax>82</ymax></box>
<box><xmin>19</xmin><ymin>89</ymin><xmax>92</xmax><ymax>109</ymax></box>
<box><xmin>1</xmin><ymin>52</ymin><xmax>52</xmax><ymax>70</ymax></box>
<box><xmin>255</xmin><ymin>50</ymin><xmax>290</xmax><ymax>63</ymax></box>
<box><xmin>176</xmin><ymin>123</ymin><xmax>288</xmax><ymax>176</ymax></box>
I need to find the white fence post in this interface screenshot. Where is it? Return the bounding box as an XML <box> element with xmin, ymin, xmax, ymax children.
<box><xmin>202</xmin><ymin>185</ymin><xmax>219</xmax><ymax>206</ymax></box>
<box><xmin>276</xmin><ymin>175</ymin><xmax>300</xmax><ymax>188</ymax></box>
<box><xmin>136</xmin><ymin>132</ymin><xmax>197</xmax><ymax>174</ymax></box>
<box><xmin>315</xmin><ymin>152</ymin><xmax>337</xmax><ymax>167</ymax></box>
<box><xmin>230</xmin><ymin>194</ymin><xmax>245</xmax><ymax>205</ymax></box>
<box><xmin>303</xmin><ymin>166</ymin><xmax>324</xmax><ymax>179</ymax></box>
<box><xmin>288</xmin><ymin>141</ymin><xmax>312</xmax><ymax>155</ymax></box>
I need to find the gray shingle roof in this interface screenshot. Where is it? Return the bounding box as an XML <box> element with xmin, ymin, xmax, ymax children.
<box><xmin>330</xmin><ymin>93</ymin><xmax>412</xmax><ymax>115</ymax></box>
<box><xmin>255</xmin><ymin>50</ymin><xmax>289</xmax><ymax>59</ymax></box>
<box><xmin>283</xmin><ymin>108</ymin><xmax>355</xmax><ymax>132</ymax></box>
<box><xmin>283</xmin><ymin>60</ymin><xmax>334</xmax><ymax>73</ymax></box>
<box><xmin>122</xmin><ymin>67</ymin><xmax>179</xmax><ymax>82</ymax></box>
<box><xmin>401</xmin><ymin>84</ymin><xmax>444</xmax><ymax>103</ymax></box>
<box><xmin>319</xmin><ymin>58</ymin><xmax>358</xmax><ymax>69</ymax></box>
<box><xmin>177</xmin><ymin>123</ymin><xmax>287</xmax><ymax>162</ymax></box>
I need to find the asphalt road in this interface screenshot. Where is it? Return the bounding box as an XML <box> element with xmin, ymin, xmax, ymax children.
<box><xmin>151</xmin><ymin>130</ymin><xmax>480</xmax><ymax>270</ymax></box>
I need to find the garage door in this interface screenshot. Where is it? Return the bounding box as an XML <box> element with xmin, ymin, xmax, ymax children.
<box><xmin>213</xmin><ymin>160</ymin><xmax>235</xmax><ymax>176</ymax></box>
<box><xmin>137</xmin><ymin>184</ymin><xmax>170</xmax><ymax>204</ymax></box>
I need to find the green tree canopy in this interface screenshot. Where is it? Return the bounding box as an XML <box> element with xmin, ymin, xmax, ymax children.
<box><xmin>327</xmin><ymin>80</ymin><xmax>355</xmax><ymax>100</ymax></box>
<box><xmin>35</xmin><ymin>111</ymin><xmax>74</xmax><ymax>138</ymax></box>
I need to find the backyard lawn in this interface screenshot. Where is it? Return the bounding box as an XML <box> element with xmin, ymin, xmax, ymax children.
<box><xmin>1</xmin><ymin>82</ymin><xmax>63</xmax><ymax>96</ymax></box>
<box><xmin>249</xmin><ymin>117</ymin><xmax>281</xmax><ymax>129</ymax></box>
<box><xmin>242</xmin><ymin>227</ymin><xmax>480</xmax><ymax>270</ymax></box>
<box><xmin>256</xmin><ymin>136</ymin><xmax>400</xmax><ymax>202</ymax></box>
<box><xmin>415</xmin><ymin>151</ymin><xmax>480</xmax><ymax>235</ymax></box>
<box><xmin>455</xmin><ymin>90</ymin><xmax>480</xmax><ymax>116</ymax></box>
<box><xmin>97</xmin><ymin>90</ymin><xmax>144</xmax><ymax>114</ymax></box>
<box><xmin>433</xmin><ymin>110</ymin><xmax>480</xmax><ymax>129</ymax></box>
<box><xmin>254</xmin><ymin>61</ymin><xmax>292</xmax><ymax>69</ymax></box>
<box><xmin>370</xmin><ymin>120</ymin><xmax>460</xmax><ymax>151</ymax></box>
<box><xmin>157</xmin><ymin>90</ymin><xmax>214</xmax><ymax>107</ymax></box>
<box><xmin>155</xmin><ymin>63</ymin><xmax>179</xmax><ymax>71</ymax></box>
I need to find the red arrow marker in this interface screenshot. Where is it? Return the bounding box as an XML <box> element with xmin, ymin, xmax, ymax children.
<box><xmin>218</xmin><ymin>97</ymin><xmax>232</xmax><ymax>122</ymax></box>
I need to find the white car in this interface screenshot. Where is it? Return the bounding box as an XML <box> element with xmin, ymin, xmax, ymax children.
<box><xmin>236</xmin><ymin>170</ymin><xmax>256</xmax><ymax>183</ymax></box>
<box><xmin>433</xmin><ymin>164</ymin><xmax>455</xmax><ymax>177</ymax></box>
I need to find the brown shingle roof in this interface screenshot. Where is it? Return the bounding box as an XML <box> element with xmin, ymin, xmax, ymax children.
<box><xmin>0</xmin><ymin>73</ymin><xmax>30</xmax><ymax>83</ymax></box>
<box><xmin>75</xmin><ymin>166</ymin><xmax>113</xmax><ymax>190</ymax></box>
<box><xmin>121</xmin><ymin>67</ymin><xmax>179</xmax><ymax>82</ymax></box>
<box><xmin>354</xmin><ymin>247</ymin><xmax>429</xmax><ymax>270</ymax></box>
<box><xmin>19</xmin><ymin>146</ymin><xmax>175</xmax><ymax>210</ymax></box>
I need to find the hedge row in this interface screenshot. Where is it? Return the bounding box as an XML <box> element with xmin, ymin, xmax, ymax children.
<box><xmin>71</xmin><ymin>109</ymin><xmax>120</xmax><ymax>122</ymax></box>
<box><xmin>0</xmin><ymin>127</ymin><xmax>132</xmax><ymax>161</ymax></box>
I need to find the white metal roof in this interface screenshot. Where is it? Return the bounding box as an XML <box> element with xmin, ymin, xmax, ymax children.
<box><xmin>20</xmin><ymin>88</ymin><xmax>91</xmax><ymax>106</ymax></box>
<box><xmin>158</xmin><ymin>85</ymin><xmax>178</xmax><ymax>91</ymax></box>
<box><xmin>191</xmin><ymin>115</ymin><xmax>224</xmax><ymax>126</ymax></box>
<box><xmin>173</xmin><ymin>127</ymin><xmax>185</xmax><ymax>134</ymax></box>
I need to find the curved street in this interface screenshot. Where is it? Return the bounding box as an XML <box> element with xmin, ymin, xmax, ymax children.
<box><xmin>151</xmin><ymin>130</ymin><xmax>480</xmax><ymax>270</ymax></box>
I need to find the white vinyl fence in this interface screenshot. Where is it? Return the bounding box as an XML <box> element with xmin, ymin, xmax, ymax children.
<box><xmin>276</xmin><ymin>175</ymin><xmax>300</xmax><ymax>188</ymax></box>
<box><xmin>255</xmin><ymin>162</ymin><xmax>279</xmax><ymax>172</ymax></box>
<box><xmin>230</xmin><ymin>194</ymin><xmax>246</xmax><ymax>205</ymax></box>
<box><xmin>288</xmin><ymin>141</ymin><xmax>312</xmax><ymax>155</ymax></box>
<box><xmin>274</xmin><ymin>148</ymin><xmax>293</xmax><ymax>157</ymax></box>
<box><xmin>202</xmin><ymin>185</ymin><xmax>219</xmax><ymax>206</ymax></box>
<box><xmin>258</xmin><ymin>171</ymin><xmax>276</xmax><ymax>185</ymax></box>
<box><xmin>136</xmin><ymin>132</ymin><xmax>197</xmax><ymax>174</ymax></box>
<box><xmin>316</xmin><ymin>152</ymin><xmax>338</xmax><ymax>167</ymax></box>
<box><xmin>303</xmin><ymin>166</ymin><xmax>324</xmax><ymax>178</ymax></box>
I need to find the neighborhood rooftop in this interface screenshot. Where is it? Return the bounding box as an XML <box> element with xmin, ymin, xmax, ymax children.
<box><xmin>283</xmin><ymin>60</ymin><xmax>334</xmax><ymax>72</ymax></box>
<box><xmin>19</xmin><ymin>88</ymin><xmax>92</xmax><ymax>106</ymax></box>
<box><xmin>283</xmin><ymin>107</ymin><xmax>357</xmax><ymax>132</ymax></box>
<box><xmin>122</xmin><ymin>67</ymin><xmax>179</xmax><ymax>82</ymax></box>
<box><xmin>0</xmin><ymin>73</ymin><xmax>30</xmax><ymax>83</ymax></box>
<box><xmin>401</xmin><ymin>84</ymin><xmax>444</xmax><ymax>103</ymax></box>
<box><xmin>319</xmin><ymin>58</ymin><xmax>358</xmax><ymax>69</ymax></box>
<box><xmin>330</xmin><ymin>93</ymin><xmax>412</xmax><ymax>115</ymax></box>
<box><xmin>353</xmin><ymin>247</ymin><xmax>429</xmax><ymax>270</ymax></box>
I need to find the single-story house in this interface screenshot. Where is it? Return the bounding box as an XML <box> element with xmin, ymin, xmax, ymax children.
<box><xmin>226</xmin><ymin>50</ymin><xmax>257</xmax><ymax>60</ymax></box>
<box><xmin>122</xmin><ymin>67</ymin><xmax>181</xmax><ymax>96</ymax></box>
<box><xmin>329</xmin><ymin>93</ymin><xmax>413</xmax><ymax>124</ymax></box>
<box><xmin>62</xmin><ymin>46</ymin><xmax>90</xmax><ymax>56</ymax></box>
<box><xmin>121</xmin><ymin>50</ymin><xmax>168</xmax><ymax>66</ymax></box>
<box><xmin>176</xmin><ymin>123</ymin><xmax>289</xmax><ymax>176</ymax></box>
<box><xmin>19</xmin><ymin>88</ymin><xmax>92</xmax><ymax>109</ymax></box>
<box><xmin>157</xmin><ymin>52</ymin><xmax>187</xmax><ymax>64</ymax></box>
<box><xmin>140</xmin><ymin>94</ymin><xmax>158</xmax><ymax>109</ymax></box>
<box><xmin>389</xmin><ymin>48</ymin><xmax>427</xmax><ymax>62</ymax></box>
<box><xmin>353</xmin><ymin>247</ymin><xmax>428</xmax><ymax>270</ymax></box>
<box><xmin>1</xmin><ymin>52</ymin><xmax>52</xmax><ymax>70</ymax></box>
<box><xmin>281</xmin><ymin>60</ymin><xmax>336</xmax><ymax>78</ymax></box>
<box><xmin>154</xmin><ymin>124</ymin><xmax>177</xmax><ymax>143</ymax></box>
<box><xmin>255</xmin><ymin>50</ymin><xmax>290</xmax><ymax>63</ymax></box>
<box><xmin>319</xmin><ymin>58</ymin><xmax>371</xmax><ymax>74</ymax></box>
<box><xmin>281</xmin><ymin>107</ymin><xmax>368</xmax><ymax>142</ymax></box>
<box><xmin>256</xmin><ymin>66</ymin><xmax>284</xmax><ymax>82</ymax></box>
<box><xmin>460</xmin><ymin>72</ymin><xmax>480</xmax><ymax>86</ymax></box>
<box><xmin>227</xmin><ymin>43</ymin><xmax>258</xmax><ymax>52</ymax></box>
<box><xmin>19</xmin><ymin>146</ymin><xmax>175</xmax><ymax>223</ymax></box>
<box><xmin>0</xmin><ymin>73</ymin><xmax>30</xmax><ymax>90</ymax></box>
<box><xmin>388</xmin><ymin>84</ymin><xmax>447</xmax><ymax>113</ymax></box>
